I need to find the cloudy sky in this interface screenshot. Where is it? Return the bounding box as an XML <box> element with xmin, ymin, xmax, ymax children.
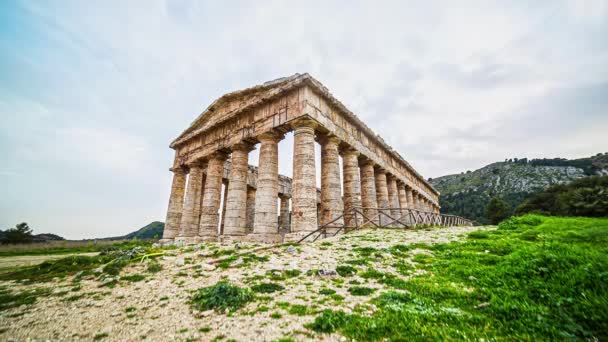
<box><xmin>1</xmin><ymin>0</ymin><xmax>607</xmax><ymax>238</ymax></box>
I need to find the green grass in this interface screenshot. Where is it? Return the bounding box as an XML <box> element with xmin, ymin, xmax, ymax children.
<box><xmin>335</xmin><ymin>265</ymin><xmax>358</xmax><ymax>277</ymax></box>
<box><xmin>250</xmin><ymin>283</ymin><xmax>284</xmax><ymax>293</ymax></box>
<box><xmin>120</xmin><ymin>274</ymin><xmax>145</xmax><ymax>282</ymax></box>
<box><xmin>347</xmin><ymin>286</ymin><xmax>375</xmax><ymax>296</ymax></box>
<box><xmin>190</xmin><ymin>281</ymin><xmax>254</xmax><ymax>313</ymax></box>
<box><xmin>305</xmin><ymin>215</ymin><xmax>608</xmax><ymax>340</ymax></box>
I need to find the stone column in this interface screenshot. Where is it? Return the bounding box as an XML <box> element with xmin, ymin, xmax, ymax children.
<box><xmin>411</xmin><ymin>191</ymin><xmax>418</xmax><ymax>210</ymax></box>
<box><xmin>245</xmin><ymin>186</ymin><xmax>256</xmax><ymax>233</ymax></box>
<box><xmin>219</xmin><ymin>181</ymin><xmax>228</xmax><ymax>235</ymax></box>
<box><xmin>222</xmin><ymin>143</ymin><xmax>254</xmax><ymax>240</ymax></box>
<box><xmin>162</xmin><ymin>167</ymin><xmax>187</xmax><ymax>241</ymax></box>
<box><xmin>359</xmin><ymin>159</ymin><xmax>379</xmax><ymax>226</ymax></box>
<box><xmin>397</xmin><ymin>182</ymin><xmax>408</xmax><ymax>224</ymax></box>
<box><xmin>250</xmin><ymin>132</ymin><xmax>283</xmax><ymax>242</ymax></box>
<box><xmin>198</xmin><ymin>152</ymin><xmax>228</xmax><ymax>241</ymax></box>
<box><xmin>176</xmin><ymin>162</ymin><xmax>205</xmax><ymax>241</ymax></box>
<box><xmin>342</xmin><ymin>148</ymin><xmax>363</xmax><ymax>227</ymax></box>
<box><xmin>375</xmin><ymin>167</ymin><xmax>389</xmax><ymax>226</ymax></box>
<box><xmin>286</xmin><ymin>118</ymin><xmax>318</xmax><ymax>241</ymax></box>
<box><xmin>319</xmin><ymin>135</ymin><xmax>344</xmax><ymax>227</ymax></box>
<box><xmin>406</xmin><ymin>186</ymin><xmax>414</xmax><ymax>210</ymax></box>
<box><xmin>387</xmin><ymin>174</ymin><xmax>400</xmax><ymax>220</ymax></box>
<box><xmin>279</xmin><ymin>195</ymin><xmax>290</xmax><ymax>231</ymax></box>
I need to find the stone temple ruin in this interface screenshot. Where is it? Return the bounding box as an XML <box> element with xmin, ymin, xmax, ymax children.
<box><xmin>161</xmin><ymin>73</ymin><xmax>470</xmax><ymax>244</ymax></box>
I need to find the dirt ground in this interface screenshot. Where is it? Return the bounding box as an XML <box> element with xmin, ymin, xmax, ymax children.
<box><xmin>0</xmin><ymin>226</ymin><xmax>493</xmax><ymax>341</ymax></box>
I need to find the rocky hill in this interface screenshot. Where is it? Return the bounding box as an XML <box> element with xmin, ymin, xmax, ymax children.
<box><xmin>430</xmin><ymin>153</ymin><xmax>608</xmax><ymax>223</ymax></box>
<box><xmin>103</xmin><ymin>221</ymin><xmax>165</xmax><ymax>240</ymax></box>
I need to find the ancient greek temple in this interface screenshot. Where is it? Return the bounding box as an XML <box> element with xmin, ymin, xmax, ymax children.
<box><xmin>161</xmin><ymin>73</ymin><xmax>465</xmax><ymax>244</ymax></box>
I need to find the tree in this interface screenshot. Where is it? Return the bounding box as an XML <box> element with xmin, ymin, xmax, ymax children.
<box><xmin>485</xmin><ymin>197</ymin><xmax>511</xmax><ymax>224</ymax></box>
<box><xmin>3</xmin><ymin>222</ymin><xmax>33</xmax><ymax>244</ymax></box>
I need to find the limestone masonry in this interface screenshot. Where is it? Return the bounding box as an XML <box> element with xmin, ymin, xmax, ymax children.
<box><xmin>162</xmin><ymin>73</ymin><xmax>452</xmax><ymax>244</ymax></box>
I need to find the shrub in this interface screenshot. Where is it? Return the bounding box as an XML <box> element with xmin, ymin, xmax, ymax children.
<box><xmin>336</xmin><ymin>265</ymin><xmax>357</xmax><ymax>277</ymax></box>
<box><xmin>190</xmin><ymin>281</ymin><xmax>254</xmax><ymax>312</ymax></box>
<box><xmin>468</xmin><ymin>231</ymin><xmax>490</xmax><ymax>239</ymax></box>
<box><xmin>485</xmin><ymin>197</ymin><xmax>511</xmax><ymax>224</ymax></box>
<box><xmin>348</xmin><ymin>286</ymin><xmax>375</xmax><ymax>296</ymax></box>
<box><xmin>305</xmin><ymin>310</ymin><xmax>348</xmax><ymax>333</ymax></box>
<box><xmin>250</xmin><ymin>283</ymin><xmax>284</xmax><ymax>293</ymax></box>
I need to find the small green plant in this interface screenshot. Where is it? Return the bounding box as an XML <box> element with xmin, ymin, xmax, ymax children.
<box><xmin>146</xmin><ymin>262</ymin><xmax>162</xmax><ymax>273</ymax></box>
<box><xmin>93</xmin><ymin>332</ymin><xmax>109</xmax><ymax>340</ymax></box>
<box><xmin>319</xmin><ymin>288</ymin><xmax>336</xmax><ymax>295</ymax></box>
<box><xmin>199</xmin><ymin>326</ymin><xmax>212</xmax><ymax>333</ymax></box>
<box><xmin>336</xmin><ymin>265</ymin><xmax>358</xmax><ymax>277</ymax></box>
<box><xmin>125</xmin><ymin>306</ymin><xmax>137</xmax><ymax>313</ymax></box>
<box><xmin>288</xmin><ymin>304</ymin><xmax>311</xmax><ymax>316</ymax></box>
<box><xmin>305</xmin><ymin>310</ymin><xmax>348</xmax><ymax>333</ymax></box>
<box><xmin>190</xmin><ymin>281</ymin><xmax>254</xmax><ymax>312</ymax></box>
<box><xmin>348</xmin><ymin>286</ymin><xmax>375</xmax><ymax>296</ymax></box>
<box><xmin>121</xmin><ymin>274</ymin><xmax>145</xmax><ymax>282</ymax></box>
<box><xmin>250</xmin><ymin>283</ymin><xmax>284</xmax><ymax>293</ymax></box>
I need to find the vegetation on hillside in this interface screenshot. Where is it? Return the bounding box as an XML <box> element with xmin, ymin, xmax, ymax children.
<box><xmin>515</xmin><ymin>176</ymin><xmax>608</xmax><ymax>217</ymax></box>
<box><xmin>307</xmin><ymin>215</ymin><xmax>608</xmax><ymax>340</ymax></box>
<box><xmin>431</xmin><ymin>153</ymin><xmax>607</xmax><ymax>223</ymax></box>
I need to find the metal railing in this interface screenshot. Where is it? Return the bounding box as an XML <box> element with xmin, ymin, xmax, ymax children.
<box><xmin>297</xmin><ymin>206</ymin><xmax>474</xmax><ymax>243</ymax></box>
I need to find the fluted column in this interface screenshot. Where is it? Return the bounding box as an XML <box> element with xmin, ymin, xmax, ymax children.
<box><xmin>411</xmin><ymin>191</ymin><xmax>418</xmax><ymax>210</ymax></box>
<box><xmin>245</xmin><ymin>186</ymin><xmax>256</xmax><ymax>232</ymax></box>
<box><xmin>251</xmin><ymin>132</ymin><xmax>283</xmax><ymax>242</ymax></box>
<box><xmin>387</xmin><ymin>174</ymin><xmax>400</xmax><ymax>220</ymax></box>
<box><xmin>375</xmin><ymin>168</ymin><xmax>389</xmax><ymax>226</ymax></box>
<box><xmin>219</xmin><ymin>181</ymin><xmax>228</xmax><ymax>235</ymax></box>
<box><xmin>162</xmin><ymin>167</ymin><xmax>187</xmax><ymax>241</ymax></box>
<box><xmin>319</xmin><ymin>135</ymin><xmax>344</xmax><ymax>228</ymax></box>
<box><xmin>406</xmin><ymin>186</ymin><xmax>414</xmax><ymax>209</ymax></box>
<box><xmin>397</xmin><ymin>182</ymin><xmax>408</xmax><ymax>224</ymax></box>
<box><xmin>287</xmin><ymin>118</ymin><xmax>318</xmax><ymax>240</ymax></box>
<box><xmin>359</xmin><ymin>159</ymin><xmax>379</xmax><ymax>226</ymax></box>
<box><xmin>279</xmin><ymin>195</ymin><xmax>290</xmax><ymax>231</ymax></box>
<box><xmin>177</xmin><ymin>162</ymin><xmax>205</xmax><ymax>241</ymax></box>
<box><xmin>199</xmin><ymin>152</ymin><xmax>228</xmax><ymax>241</ymax></box>
<box><xmin>342</xmin><ymin>148</ymin><xmax>363</xmax><ymax>227</ymax></box>
<box><xmin>222</xmin><ymin>143</ymin><xmax>255</xmax><ymax>239</ymax></box>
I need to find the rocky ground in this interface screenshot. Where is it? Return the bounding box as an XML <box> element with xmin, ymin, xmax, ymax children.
<box><xmin>0</xmin><ymin>225</ymin><xmax>493</xmax><ymax>342</ymax></box>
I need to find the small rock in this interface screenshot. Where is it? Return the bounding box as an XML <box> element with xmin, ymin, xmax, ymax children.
<box><xmin>468</xmin><ymin>275</ymin><xmax>477</xmax><ymax>281</ymax></box>
<box><xmin>94</xmin><ymin>267</ymin><xmax>104</xmax><ymax>274</ymax></box>
<box><xmin>174</xmin><ymin>259</ymin><xmax>185</xmax><ymax>266</ymax></box>
<box><xmin>198</xmin><ymin>251</ymin><xmax>214</xmax><ymax>257</ymax></box>
<box><xmin>193</xmin><ymin>244</ymin><xmax>202</xmax><ymax>251</ymax></box>
<box><xmin>100</xmin><ymin>277</ymin><xmax>115</xmax><ymax>286</ymax></box>
<box><xmin>234</xmin><ymin>243</ymin><xmax>242</xmax><ymax>249</ymax></box>
<box><xmin>199</xmin><ymin>263</ymin><xmax>216</xmax><ymax>271</ymax></box>
<box><xmin>286</xmin><ymin>245</ymin><xmax>297</xmax><ymax>254</ymax></box>
<box><xmin>111</xmin><ymin>311</ymin><xmax>121</xmax><ymax>317</ymax></box>
<box><xmin>175</xmin><ymin>241</ymin><xmax>184</xmax><ymax>247</ymax></box>
<box><xmin>474</xmin><ymin>302</ymin><xmax>490</xmax><ymax>309</ymax></box>
<box><xmin>152</xmin><ymin>243</ymin><xmax>160</xmax><ymax>248</ymax></box>
<box><xmin>318</xmin><ymin>268</ymin><xmax>337</xmax><ymax>277</ymax></box>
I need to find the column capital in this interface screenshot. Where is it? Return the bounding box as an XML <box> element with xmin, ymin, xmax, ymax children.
<box><xmin>291</xmin><ymin>117</ymin><xmax>318</xmax><ymax>131</ymax></box>
<box><xmin>187</xmin><ymin>160</ymin><xmax>207</xmax><ymax>169</ymax></box>
<box><xmin>340</xmin><ymin>146</ymin><xmax>360</xmax><ymax>158</ymax></box>
<box><xmin>374</xmin><ymin>166</ymin><xmax>387</xmax><ymax>175</ymax></box>
<box><xmin>231</xmin><ymin>141</ymin><xmax>256</xmax><ymax>152</ymax></box>
<box><xmin>358</xmin><ymin>157</ymin><xmax>375</xmax><ymax>168</ymax></box>
<box><xmin>169</xmin><ymin>166</ymin><xmax>188</xmax><ymax>174</ymax></box>
<box><xmin>318</xmin><ymin>134</ymin><xmax>341</xmax><ymax>147</ymax></box>
<box><xmin>207</xmin><ymin>151</ymin><xmax>229</xmax><ymax>162</ymax></box>
<box><xmin>257</xmin><ymin>131</ymin><xmax>284</xmax><ymax>143</ymax></box>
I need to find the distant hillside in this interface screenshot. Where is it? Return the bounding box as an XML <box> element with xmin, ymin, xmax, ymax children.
<box><xmin>104</xmin><ymin>221</ymin><xmax>165</xmax><ymax>240</ymax></box>
<box><xmin>431</xmin><ymin>153</ymin><xmax>608</xmax><ymax>224</ymax></box>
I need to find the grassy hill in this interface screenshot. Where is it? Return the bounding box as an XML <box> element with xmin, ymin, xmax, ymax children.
<box><xmin>431</xmin><ymin>153</ymin><xmax>608</xmax><ymax>223</ymax></box>
<box><xmin>118</xmin><ymin>221</ymin><xmax>164</xmax><ymax>240</ymax></box>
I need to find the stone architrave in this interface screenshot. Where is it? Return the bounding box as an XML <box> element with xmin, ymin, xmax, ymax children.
<box><xmin>162</xmin><ymin>167</ymin><xmax>187</xmax><ymax>241</ymax></box>
<box><xmin>286</xmin><ymin>119</ymin><xmax>318</xmax><ymax>241</ymax></box>
<box><xmin>223</xmin><ymin>142</ymin><xmax>255</xmax><ymax>238</ymax></box>
<box><xmin>359</xmin><ymin>159</ymin><xmax>379</xmax><ymax>226</ymax></box>
<box><xmin>199</xmin><ymin>152</ymin><xmax>228</xmax><ymax>241</ymax></box>
<box><xmin>342</xmin><ymin>148</ymin><xmax>363</xmax><ymax>228</ymax></box>
<box><xmin>177</xmin><ymin>162</ymin><xmax>204</xmax><ymax>240</ymax></box>
<box><xmin>319</xmin><ymin>135</ymin><xmax>344</xmax><ymax>228</ymax></box>
<box><xmin>250</xmin><ymin>132</ymin><xmax>283</xmax><ymax>242</ymax></box>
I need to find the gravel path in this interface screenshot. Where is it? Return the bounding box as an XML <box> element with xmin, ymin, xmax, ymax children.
<box><xmin>0</xmin><ymin>225</ymin><xmax>494</xmax><ymax>341</ymax></box>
